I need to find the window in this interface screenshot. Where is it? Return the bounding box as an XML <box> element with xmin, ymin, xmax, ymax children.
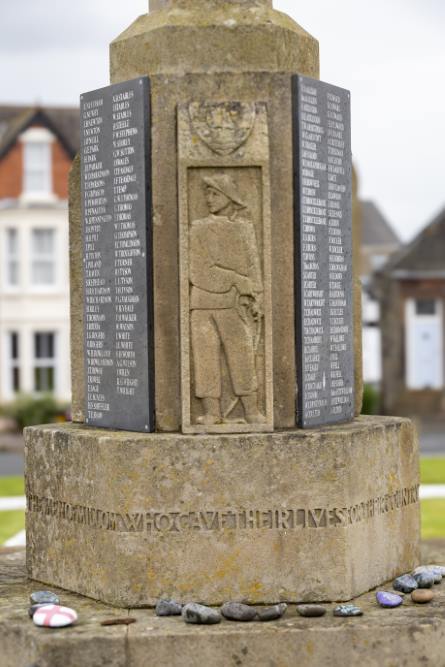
<box><xmin>31</xmin><ymin>229</ymin><xmax>55</xmax><ymax>285</ymax></box>
<box><xmin>370</xmin><ymin>254</ymin><xmax>387</xmax><ymax>271</ymax></box>
<box><xmin>9</xmin><ymin>332</ymin><xmax>20</xmax><ymax>393</ymax></box>
<box><xmin>33</xmin><ymin>332</ymin><xmax>56</xmax><ymax>392</ymax></box>
<box><xmin>24</xmin><ymin>141</ymin><xmax>51</xmax><ymax>195</ymax></box>
<box><xmin>5</xmin><ymin>228</ymin><xmax>19</xmax><ymax>287</ymax></box>
<box><xmin>416</xmin><ymin>299</ymin><xmax>437</xmax><ymax>316</ymax></box>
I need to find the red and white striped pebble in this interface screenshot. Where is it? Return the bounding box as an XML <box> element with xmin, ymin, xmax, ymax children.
<box><xmin>33</xmin><ymin>604</ymin><xmax>78</xmax><ymax>628</ymax></box>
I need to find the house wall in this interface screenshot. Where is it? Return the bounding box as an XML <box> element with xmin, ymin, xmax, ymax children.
<box><xmin>0</xmin><ymin>142</ymin><xmax>23</xmax><ymax>199</ymax></box>
<box><xmin>0</xmin><ymin>207</ymin><xmax>71</xmax><ymax>403</ymax></box>
<box><xmin>0</xmin><ymin>126</ymin><xmax>72</xmax><ymax>201</ymax></box>
<box><xmin>0</xmin><ymin>124</ymin><xmax>73</xmax><ymax>405</ymax></box>
<box><xmin>380</xmin><ymin>276</ymin><xmax>445</xmax><ymax>416</ymax></box>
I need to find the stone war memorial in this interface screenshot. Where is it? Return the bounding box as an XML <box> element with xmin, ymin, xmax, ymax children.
<box><xmin>18</xmin><ymin>0</ymin><xmax>425</xmax><ymax>663</ymax></box>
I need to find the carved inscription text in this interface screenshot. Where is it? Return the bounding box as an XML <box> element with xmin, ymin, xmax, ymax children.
<box><xmin>27</xmin><ymin>485</ymin><xmax>419</xmax><ymax>534</ymax></box>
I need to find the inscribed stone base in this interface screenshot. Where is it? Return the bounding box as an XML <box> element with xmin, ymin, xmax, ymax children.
<box><xmin>3</xmin><ymin>542</ymin><xmax>444</xmax><ymax>667</ymax></box>
<box><xmin>25</xmin><ymin>416</ymin><xmax>420</xmax><ymax>608</ymax></box>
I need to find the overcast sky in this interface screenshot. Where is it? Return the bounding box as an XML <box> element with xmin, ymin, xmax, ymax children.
<box><xmin>1</xmin><ymin>0</ymin><xmax>444</xmax><ymax>241</ymax></box>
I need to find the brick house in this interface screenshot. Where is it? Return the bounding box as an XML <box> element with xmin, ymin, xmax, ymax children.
<box><xmin>377</xmin><ymin>207</ymin><xmax>445</xmax><ymax>416</ymax></box>
<box><xmin>0</xmin><ymin>106</ymin><xmax>79</xmax><ymax>404</ymax></box>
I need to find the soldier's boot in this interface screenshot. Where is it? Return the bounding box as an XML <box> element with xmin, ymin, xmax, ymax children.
<box><xmin>240</xmin><ymin>393</ymin><xmax>266</xmax><ymax>424</ymax></box>
<box><xmin>196</xmin><ymin>398</ymin><xmax>222</xmax><ymax>425</ymax></box>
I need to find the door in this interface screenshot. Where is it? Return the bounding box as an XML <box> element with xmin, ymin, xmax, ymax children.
<box><xmin>406</xmin><ymin>298</ymin><xmax>444</xmax><ymax>390</ymax></box>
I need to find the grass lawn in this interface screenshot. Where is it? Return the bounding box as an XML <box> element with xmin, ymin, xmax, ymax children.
<box><xmin>0</xmin><ymin>510</ymin><xmax>25</xmax><ymax>544</ymax></box>
<box><xmin>421</xmin><ymin>499</ymin><xmax>445</xmax><ymax>539</ymax></box>
<box><xmin>0</xmin><ymin>476</ymin><xmax>25</xmax><ymax>497</ymax></box>
<box><xmin>0</xmin><ymin>477</ymin><xmax>25</xmax><ymax>544</ymax></box>
<box><xmin>420</xmin><ymin>458</ymin><xmax>445</xmax><ymax>485</ymax></box>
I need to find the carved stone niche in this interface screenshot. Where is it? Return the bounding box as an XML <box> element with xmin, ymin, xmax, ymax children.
<box><xmin>178</xmin><ymin>102</ymin><xmax>273</xmax><ymax>433</ymax></box>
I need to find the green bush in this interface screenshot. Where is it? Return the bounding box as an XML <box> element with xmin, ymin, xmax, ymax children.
<box><xmin>0</xmin><ymin>394</ymin><xmax>69</xmax><ymax>430</ymax></box>
<box><xmin>361</xmin><ymin>384</ymin><xmax>380</xmax><ymax>415</ymax></box>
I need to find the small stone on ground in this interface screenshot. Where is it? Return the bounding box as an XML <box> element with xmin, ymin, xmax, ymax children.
<box><xmin>33</xmin><ymin>605</ymin><xmax>78</xmax><ymax>628</ymax></box>
<box><xmin>296</xmin><ymin>604</ymin><xmax>327</xmax><ymax>618</ymax></box>
<box><xmin>257</xmin><ymin>603</ymin><xmax>287</xmax><ymax>621</ymax></box>
<box><xmin>411</xmin><ymin>589</ymin><xmax>434</xmax><ymax>604</ymax></box>
<box><xmin>182</xmin><ymin>603</ymin><xmax>221</xmax><ymax>625</ymax></box>
<box><xmin>393</xmin><ymin>574</ymin><xmax>418</xmax><ymax>594</ymax></box>
<box><xmin>413</xmin><ymin>572</ymin><xmax>435</xmax><ymax>588</ymax></box>
<box><xmin>221</xmin><ymin>601</ymin><xmax>257</xmax><ymax>622</ymax></box>
<box><xmin>334</xmin><ymin>605</ymin><xmax>363</xmax><ymax>617</ymax></box>
<box><xmin>155</xmin><ymin>599</ymin><xmax>183</xmax><ymax>616</ymax></box>
<box><xmin>30</xmin><ymin>591</ymin><xmax>60</xmax><ymax>605</ymax></box>
<box><xmin>376</xmin><ymin>591</ymin><xmax>403</xmax><ymax>608</ymax></box>
<box><xmin>28</xmin><ymin>604</ymin><xmax>51</xmax><ymax>618</ymax></box>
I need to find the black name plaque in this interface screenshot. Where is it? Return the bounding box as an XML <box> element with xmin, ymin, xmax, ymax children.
<box><xmin>293</xmin><ymin>75</ymin><xmax>354</xmax><ymax>428</ymax></box>
<box><xmin>80</xmin><ymin>77</ymin><xmax>154</xmax><ymax>432</ymax></box>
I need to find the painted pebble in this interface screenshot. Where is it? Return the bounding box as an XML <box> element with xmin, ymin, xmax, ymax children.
<box><xmin>33</xmin><ymin>604</ymin><xmax>78</xmax><ymax>628</ymax></box>
<box><xmin>28</xmin><ymin>604</ymin><xmax>51</xmax><ymax>619</ymax></box>
<box><xmin>376</xmin><ymin>591</ymin><xmax>403</xmax><ymax>608</ymax></box>
<box><xmin>393</xmin><ymin>574</ymin><xmax>418</xmax><ymax>594</ymax></box>
<box><xmin>30</xmin><ymin>591</ymin><xmax>60</xmax><ymax>606</ymax></box>
<box><xmin>334</xmin><ymin>605</ymin><xmax>363</xmax><ymax>617</ymax></box>
<box><xmin>411</xmin><ymin>589</ymin><xmax>434</xmax><ymax>604</ymax></box>
<box><xmin>221</xmin><ymin>602</ymin><xmax>257</xmax><ymax>622</ymax></box>
<box><xmin>257</xmin><ymin>603</ymin><xmax>287</xmax><ymax>621</ymax></box>
<box><xmin>296</xmin><ymin>605</ymin><xmax>327</xmax><ymax>618</ymax></box>
<box><xmin>413</xmin><ymin>572</ymin><xmax>435</xmax><ymax>589</ymax></box>
<box><xmin>182</xmin><ymin>603</ymin><xmax>221</xmax><ymax>625</ymax></box>
<box><xmin>155</xmin><ymin>599</ymin><xmax>183</xmax><ymax>617</ymax></box>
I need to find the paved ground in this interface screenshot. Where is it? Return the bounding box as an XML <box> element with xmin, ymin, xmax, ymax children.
<box><xmin>417</xmin><ymin>419</ymin><xmax>445</xmax><ymax>456</ymax></box>
<box><xmin>0</xmin><ymin>452</ymin><xmax>24</xmax><ymax>477</ymax></box>
<box><xmin>0</xmin><ymin>543</ymin><xmax>445</xmax><ymax>667</ymax></box>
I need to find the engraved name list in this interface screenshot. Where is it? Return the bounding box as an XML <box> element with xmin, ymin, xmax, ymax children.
<box><xmin>81</xmin><ymin>78</ymin><xmax>154</xmax><ymax>432</ymax></box>
<box><xmin>293</xmin><ymin>76</ymin><xmax>354</xmax><ymax>428</ymax></box>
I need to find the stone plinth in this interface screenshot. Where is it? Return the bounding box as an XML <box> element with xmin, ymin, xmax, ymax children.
<box><xmin>25</xmin><ymin>416</ymin><xmax>420</xmax><ymax>608</ymax></box>
<box><xmin>3</xmin><ymin>541</ymin><xmax>445</xmax><ymax>667</ymax></box>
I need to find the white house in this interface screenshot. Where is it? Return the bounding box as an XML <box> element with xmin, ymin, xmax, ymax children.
<box><xmin>0</xmin><ymin>106</ymin><xmax>79</xmax><ymax>404</ymax></box>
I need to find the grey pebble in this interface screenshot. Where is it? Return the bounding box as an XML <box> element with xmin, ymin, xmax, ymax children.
<box><xmin>30</xmin><ymin>591</ymin><xmax>60</xmax><ymax>605</ymax></box>
<box><xmin>413</xmin><ymin>572</ymin><xmax>435</xmax><ymax>589</ymax></box>
<box><xmin>413</xmin><ymin>566</ymin><xmax>442</xmax><ymax>584</ymax></box>
<box><xmin>155</xmin><ymin>599</ymin><xmax>183</xmax><ymax>616</ymax></box>
<box><xmin>334</xmin><ymin>605</ymin><xmax>363</xmax><ymax>617</ymax></box>
<box><xmin>182</xmin><ymin>603</ymin><xmax>221</xmax><ymax>625</ymax></box>
<box><xmin>221</xmin><ymin>601</ymin><xmax>257</xmax><ymax>622</ymax></box>
<box><xmin>297</xmin><ymin>605</ymin><xmax>327</xmax><ymax>618</ymax></box>
<box><xmin>257</xmin><ymin>603</ymin><xmax>287</xmax><ymax>621</ymax></box>
<box><xmin>413</xmin><ymin>565</ymin><xmax>445</xmax><ymax>577</ymax></box>
<box><xmin>393</xmin><ymin>574</ymin><xmax>418</xmax><ymax>594</ymax></box>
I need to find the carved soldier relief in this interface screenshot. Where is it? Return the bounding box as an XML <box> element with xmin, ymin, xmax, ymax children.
<box><xmin>178</xmin><ymin>102</ymin><xmax>273</xmax><ymax>433</ymax></box>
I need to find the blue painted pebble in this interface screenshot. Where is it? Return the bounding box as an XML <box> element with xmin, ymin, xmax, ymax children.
<box><xmin>376</xmin><ymin>591</ymin><xmax>403</xmax><ymax>608</ymax></box>
<box><xmin>333</xmin><ymin>605</ymin><xmax>363</xmax><ymax>617</ymax></box>
<box><xmin>393</xmin><ymin>574</ymin><xmax>418</xmax><ymax>594</ymax></box>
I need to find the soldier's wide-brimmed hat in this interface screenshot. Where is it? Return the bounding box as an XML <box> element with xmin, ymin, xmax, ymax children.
<box><xmin>203</xmin><ymin>174</ymin><xmax>246</xmax><ymax>208</ymax></box>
